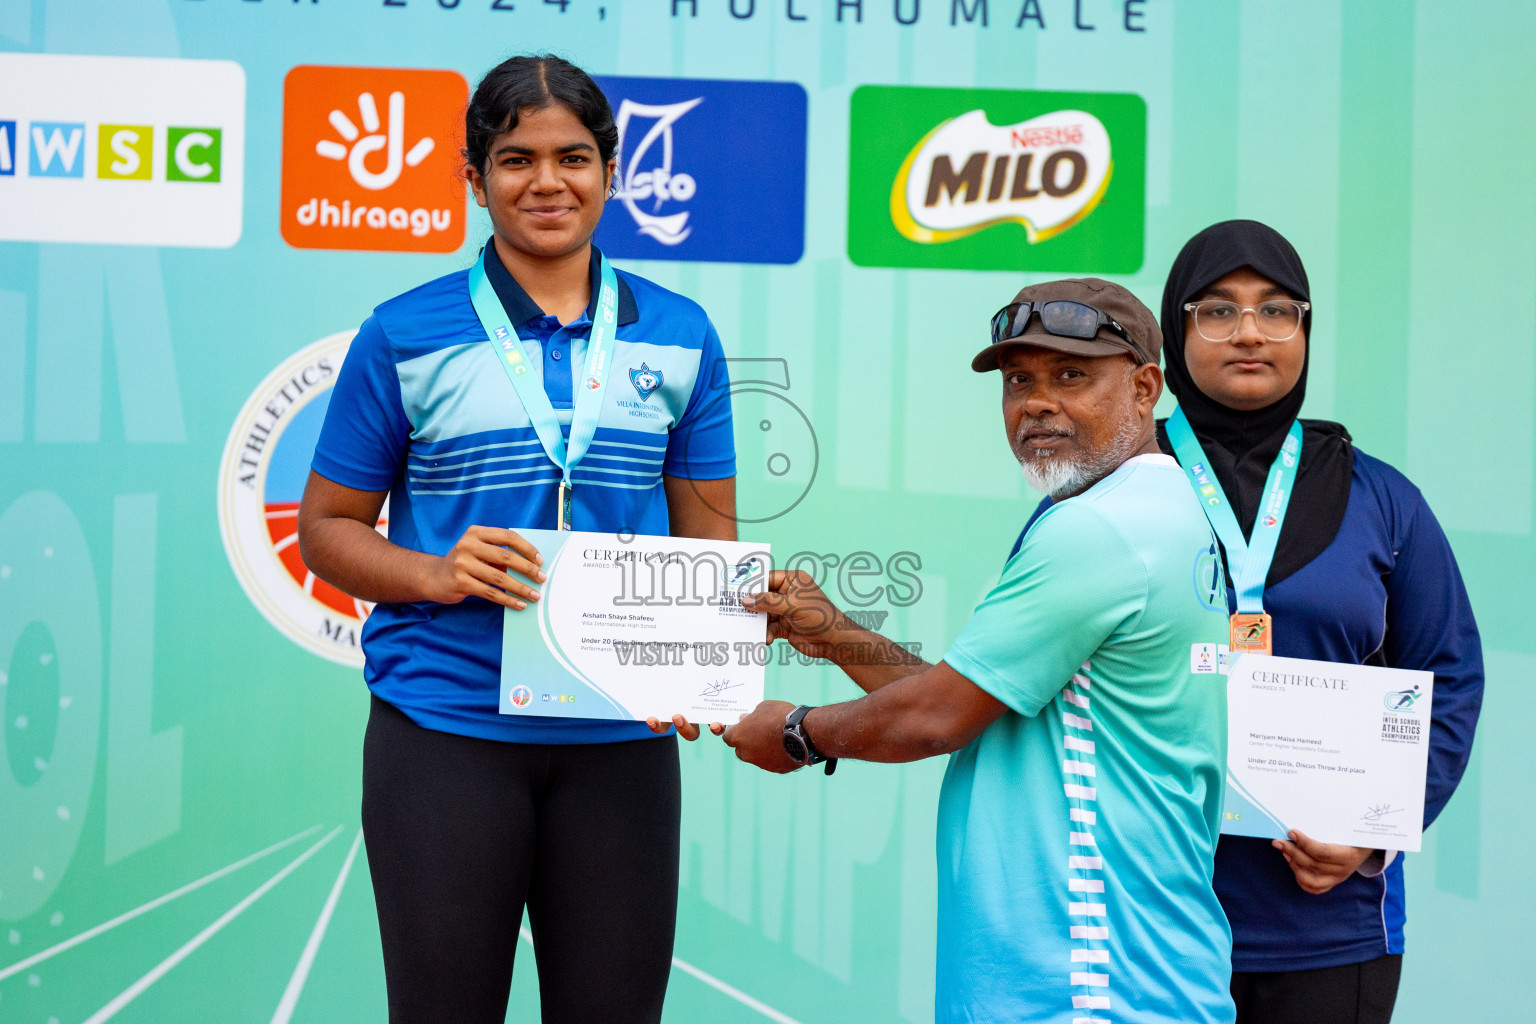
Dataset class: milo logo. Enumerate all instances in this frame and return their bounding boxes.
[848,86,1145,273]
[892,109,1111,245]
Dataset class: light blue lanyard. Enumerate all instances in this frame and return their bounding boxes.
[467,244,619,530]
[1166,407,1303,614]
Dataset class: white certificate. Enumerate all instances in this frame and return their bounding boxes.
[499,530,770,722]
[1223,654,1433,851]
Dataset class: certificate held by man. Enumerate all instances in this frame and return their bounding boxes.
[1223,654,1434,851]
[499,530,770,722]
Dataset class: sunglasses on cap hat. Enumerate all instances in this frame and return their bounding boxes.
[989,300,1147,362]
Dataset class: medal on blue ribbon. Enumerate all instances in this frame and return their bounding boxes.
[1167,407,1303,655]
[467,244,620,531]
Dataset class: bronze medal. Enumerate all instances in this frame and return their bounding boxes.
[1229,612,1272,656]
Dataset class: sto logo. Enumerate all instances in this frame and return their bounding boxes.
[613,97,701,246]
[594,76,806,265]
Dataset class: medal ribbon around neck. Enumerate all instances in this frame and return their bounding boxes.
[1167,407,1303,614]
[468,244,620,530]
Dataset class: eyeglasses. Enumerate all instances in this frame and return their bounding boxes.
[1183,299,1310,342]
[989,300,1146,362]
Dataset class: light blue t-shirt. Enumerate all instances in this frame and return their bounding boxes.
[938,454,1235,1024]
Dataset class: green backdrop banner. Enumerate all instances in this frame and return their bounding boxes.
[1,2,1529,1022]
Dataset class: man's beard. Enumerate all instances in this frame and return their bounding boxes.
[1012,411,1144,499]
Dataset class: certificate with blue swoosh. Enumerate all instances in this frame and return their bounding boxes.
[1222,654,1433,851]
[499,530,770,722]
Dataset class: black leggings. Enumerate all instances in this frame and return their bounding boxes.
[1232,955,1403,1024]
[361,696,682,1024]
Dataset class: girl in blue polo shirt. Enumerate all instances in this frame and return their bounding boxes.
[1156,221,1483,1023]
[297,55,736,1024]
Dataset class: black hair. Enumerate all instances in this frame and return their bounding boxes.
[462,54,618,175]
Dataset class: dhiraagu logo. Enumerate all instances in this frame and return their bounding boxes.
[848,86,1145,272]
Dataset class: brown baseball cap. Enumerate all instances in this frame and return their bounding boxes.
[970,277,1162,371]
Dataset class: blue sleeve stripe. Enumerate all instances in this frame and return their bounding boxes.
[581,452,665,466]
[574,479,661,492]
[311,452,397,493]
[408,437,544,462]
[574,468,658,482]
[409,452,549,474]
[662,454,736,476]
[589,439,667,454]
[409,463,557,487]
[410,475,562,496]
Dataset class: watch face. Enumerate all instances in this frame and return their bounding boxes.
[782,733,808,763]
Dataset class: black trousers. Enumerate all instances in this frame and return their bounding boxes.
[361,696,682,1024]
[1232,955,1403,1024]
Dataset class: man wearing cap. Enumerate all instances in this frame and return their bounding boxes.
[724,279,1236,1024]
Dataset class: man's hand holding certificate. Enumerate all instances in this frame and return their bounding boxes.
[498,530,770,724]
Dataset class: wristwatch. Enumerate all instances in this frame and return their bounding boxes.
[782,705,837,776]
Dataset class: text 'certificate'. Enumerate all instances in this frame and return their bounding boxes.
[1224,654,1433,851]
[499,530,770,722]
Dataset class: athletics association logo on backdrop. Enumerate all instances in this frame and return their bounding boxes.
[592,76,806,264]
[281,65,468,253]
[0,52,244,247]
[218,334,385,666]
[847,86,1145,272]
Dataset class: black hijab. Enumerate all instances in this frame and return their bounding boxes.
[1157,219,1354,588]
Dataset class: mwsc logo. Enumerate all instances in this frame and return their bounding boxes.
[848,86,1144,273]
[0,53,244,247]
[6,121,220,182]
[218,333,386,666]
[281,65,468,253]
[593,76,806,265]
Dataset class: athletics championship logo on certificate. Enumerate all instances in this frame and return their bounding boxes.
[218,332,386,666]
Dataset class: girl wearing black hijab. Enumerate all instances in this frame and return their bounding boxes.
[1158,220,1484,1023]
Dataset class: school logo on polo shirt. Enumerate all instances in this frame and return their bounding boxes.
[847,86,1145,273]
[592,75,807,264]
[630,362,664,401]
[0,52,244,246]
[280,65,468,253]
[218,332,384,666]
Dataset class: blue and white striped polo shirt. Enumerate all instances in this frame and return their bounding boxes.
[312,242,735,743]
